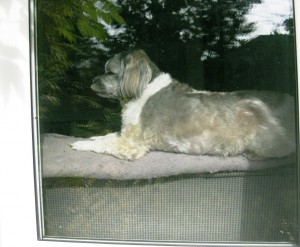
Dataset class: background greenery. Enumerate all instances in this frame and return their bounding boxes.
[36,0,295,137]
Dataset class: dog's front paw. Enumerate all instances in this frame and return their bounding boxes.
[71,140,101,153]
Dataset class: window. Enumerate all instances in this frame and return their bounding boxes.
[34,0,298,244]
[0,0,299,246]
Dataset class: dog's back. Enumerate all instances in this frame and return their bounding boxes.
[140,83,295,159]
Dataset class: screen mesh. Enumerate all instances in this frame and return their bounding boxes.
[43,165,297,243]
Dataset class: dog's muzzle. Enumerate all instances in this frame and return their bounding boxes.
[91,78,106,97]
[91,83,99,92]
[91,75,104,92]
[90,74,120,100]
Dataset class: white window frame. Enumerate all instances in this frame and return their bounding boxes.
[0,0,299,246]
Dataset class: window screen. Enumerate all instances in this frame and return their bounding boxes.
[32,0,298,244]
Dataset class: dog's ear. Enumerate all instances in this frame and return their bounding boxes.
[120,50,153,98]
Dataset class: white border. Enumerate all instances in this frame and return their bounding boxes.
[0,0,298,246]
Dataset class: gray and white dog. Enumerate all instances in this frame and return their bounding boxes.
[72,50,295,160]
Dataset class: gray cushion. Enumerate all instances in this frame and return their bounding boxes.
[41,133,295,180]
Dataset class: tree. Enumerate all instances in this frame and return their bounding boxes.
[107,0,257,88]
[283,17,294,35]
[36,0,124,135]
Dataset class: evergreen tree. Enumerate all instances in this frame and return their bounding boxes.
[37,0,124,135]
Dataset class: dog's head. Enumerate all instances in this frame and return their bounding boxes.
[91,50,160,100]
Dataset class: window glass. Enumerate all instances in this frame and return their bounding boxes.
[34,0,298,244]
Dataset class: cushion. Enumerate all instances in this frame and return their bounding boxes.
[41,133,295,180]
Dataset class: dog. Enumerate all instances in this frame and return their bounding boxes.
[72,50,295,161]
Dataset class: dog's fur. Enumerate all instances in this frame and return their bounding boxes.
[72,50,295,160]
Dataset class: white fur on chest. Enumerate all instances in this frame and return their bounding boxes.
[122,73,172,127]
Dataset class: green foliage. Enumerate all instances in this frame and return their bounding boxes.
[37,0,124,134]
[113,0,256,56]
[107,0,257,88]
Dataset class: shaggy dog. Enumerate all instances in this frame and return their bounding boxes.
[72,50,295,161]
